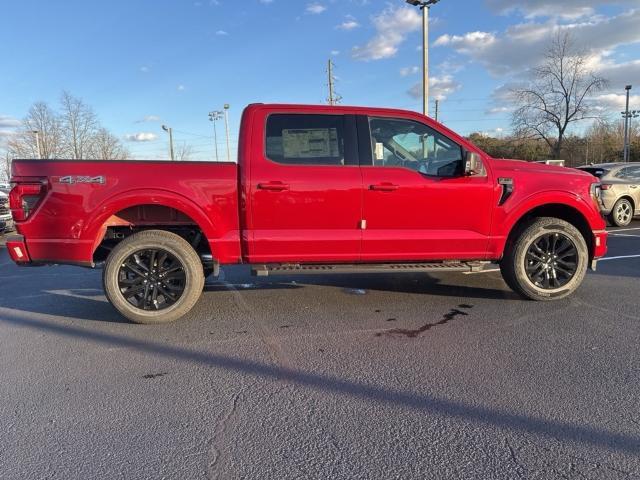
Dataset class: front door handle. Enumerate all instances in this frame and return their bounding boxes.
[258,182,290,191]
[370,183,399,192]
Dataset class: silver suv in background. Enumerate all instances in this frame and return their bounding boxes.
[577,163,640,227]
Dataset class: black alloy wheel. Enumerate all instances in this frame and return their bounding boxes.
[118,248,187,311]
[524,232,578,290]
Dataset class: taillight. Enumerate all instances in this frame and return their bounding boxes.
[9,183,45,221]
[600,184,612,190]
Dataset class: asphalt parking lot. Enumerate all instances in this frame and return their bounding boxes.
[1,223,639,479]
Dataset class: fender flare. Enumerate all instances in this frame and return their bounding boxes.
[501,190,593,235]
[84,188,218,253]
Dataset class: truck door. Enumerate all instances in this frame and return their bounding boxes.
[358,115,493,261]
[246,111,362,263]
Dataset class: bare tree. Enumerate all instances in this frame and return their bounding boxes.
[89,127,130,160]
[512,32,608,158]
[7,102,63,159]
[1,149,11,181]
[59,91,99,159]
[174,142,194,161]
[6,92,129,162]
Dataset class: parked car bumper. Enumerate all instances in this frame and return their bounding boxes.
[0,214,13,233]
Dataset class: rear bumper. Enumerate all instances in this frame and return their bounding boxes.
[5,234,31,263]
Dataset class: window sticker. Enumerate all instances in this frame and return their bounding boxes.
[282,128,339,158]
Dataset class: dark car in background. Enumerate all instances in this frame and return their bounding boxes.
[577,163,640,227]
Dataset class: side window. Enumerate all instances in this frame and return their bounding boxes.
[615,167,632,179]
[266,114,347,166]
[628,166,640,181]
[368,117,463,177]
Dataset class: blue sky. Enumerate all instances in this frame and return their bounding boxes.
[1,0,639,160]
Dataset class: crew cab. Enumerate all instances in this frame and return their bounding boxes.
[7,104,607,324]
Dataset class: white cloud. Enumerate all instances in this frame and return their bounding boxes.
[215,30,228,36]
[352,6,421,61]
[408,75,461,101]
[140,66,150,73]
[486,0,634,20]
[177,84,186,91]
[336,16,359,30]
[125,132,158,142]
[486,106,512,114]
[435,9,640,76]
[434,31,497,54]
[259,0,274,3]
[0,115,20,129]
[595,93,640,111]
[136,115,161,123]
[400,66,420,77]
[306,3,326,14]
[331,50,340,56]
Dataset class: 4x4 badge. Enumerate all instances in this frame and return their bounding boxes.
[58,176,105,185]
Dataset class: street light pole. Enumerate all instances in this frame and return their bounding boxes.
[32,130,41,159]
[162,125,175,161]
[208,111,223,162]
[406,0,440,117]
[223,104,231,162]
[422,4,429,116]
[623,85,632,163]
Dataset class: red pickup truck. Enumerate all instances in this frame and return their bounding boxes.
[7,104,607,324]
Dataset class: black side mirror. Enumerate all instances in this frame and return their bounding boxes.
[465,151,485,176]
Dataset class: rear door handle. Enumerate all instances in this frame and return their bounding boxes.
[369,183,399,192]
[257,182,290,191]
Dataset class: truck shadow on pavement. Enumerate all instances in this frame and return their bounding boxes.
[1,309,639,457]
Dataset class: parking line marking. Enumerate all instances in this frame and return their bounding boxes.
[599,254,640,262]
[609,233,640,238]
[608,227,640,232]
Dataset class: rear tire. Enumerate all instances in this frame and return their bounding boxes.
[500,217,588,301]
[608,198,633,227]
[103,230,204,324]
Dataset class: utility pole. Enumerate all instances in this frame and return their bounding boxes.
[162,125,175,161]
[623,85,632,163]
[406,0,440,117]
[208,110,223,162]
[434,99,439,122]
[223,104,231,162]
[327,59,342,106]
[32,130,41,159]
[621,85,639,163]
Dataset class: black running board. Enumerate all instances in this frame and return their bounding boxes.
[252,261,493,277]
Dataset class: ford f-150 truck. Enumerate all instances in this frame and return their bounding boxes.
[7,104,607,324]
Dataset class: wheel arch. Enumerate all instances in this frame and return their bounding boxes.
[503,203,595,260]
[85,189,220,262]
[615,195,635,211]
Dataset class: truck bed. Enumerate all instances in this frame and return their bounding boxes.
[11,160,241,265]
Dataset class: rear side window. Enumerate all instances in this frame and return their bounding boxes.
[266,114,347,166]
[615,166,640,180]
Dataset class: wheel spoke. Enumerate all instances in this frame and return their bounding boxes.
[524,232,577,290]
[118,248,187,311]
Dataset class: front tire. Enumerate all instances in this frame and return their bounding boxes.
[608,198,633,227]
[500,217,588,301]
[103,230,205,324]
